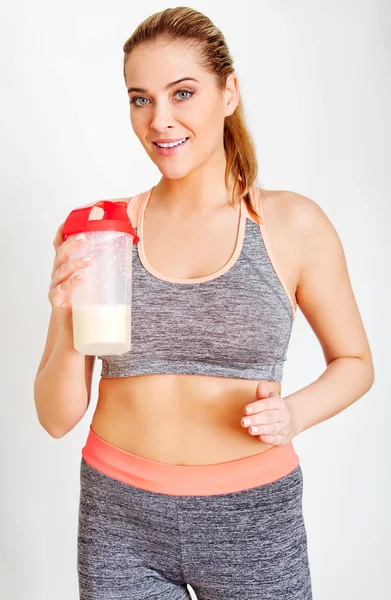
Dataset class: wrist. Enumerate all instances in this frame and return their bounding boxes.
[284,395,304,438]
[56,324,78,353]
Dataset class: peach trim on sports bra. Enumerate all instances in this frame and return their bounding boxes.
[127,185,296,317]
[136,185,247,284]
[82,425,300,496]
[252,187,297,319]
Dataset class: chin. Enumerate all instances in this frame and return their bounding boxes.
[156,164,193,180]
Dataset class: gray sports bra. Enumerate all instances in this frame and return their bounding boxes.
[98,185,296,381]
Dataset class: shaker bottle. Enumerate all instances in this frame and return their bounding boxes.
[62,200,139,356]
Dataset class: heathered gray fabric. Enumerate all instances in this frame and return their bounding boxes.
[78,458,312,599]
[98,193,294,381]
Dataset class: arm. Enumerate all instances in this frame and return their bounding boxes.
[34,305,95,439]
[283,193,375,437]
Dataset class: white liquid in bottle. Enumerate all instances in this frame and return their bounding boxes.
[73,304,130,355]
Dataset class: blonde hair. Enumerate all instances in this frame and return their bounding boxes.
[123,6,262,223]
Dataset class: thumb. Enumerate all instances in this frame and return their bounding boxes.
[255,381,271,399]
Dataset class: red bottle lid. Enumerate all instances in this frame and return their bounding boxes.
[63,200,139,244]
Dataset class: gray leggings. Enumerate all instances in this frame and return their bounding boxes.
[77,457,312,599]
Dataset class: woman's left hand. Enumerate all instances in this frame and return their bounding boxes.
[241,382,297,446]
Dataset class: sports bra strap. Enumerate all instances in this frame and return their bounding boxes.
[249,185,264,226]
[127,192,146,229]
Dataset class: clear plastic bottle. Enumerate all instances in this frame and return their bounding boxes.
[63,200,139,355]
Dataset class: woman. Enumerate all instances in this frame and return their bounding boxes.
[34,7,374,600]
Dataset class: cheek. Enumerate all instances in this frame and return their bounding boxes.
[193,112,225,151]
[193,102,225,135]
[129,111,145,135]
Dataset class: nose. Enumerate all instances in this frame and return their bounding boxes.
[150,101,175,133]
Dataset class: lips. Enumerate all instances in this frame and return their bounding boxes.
[153,137,189,156]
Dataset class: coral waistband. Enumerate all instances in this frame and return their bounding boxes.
[81,425,300,496]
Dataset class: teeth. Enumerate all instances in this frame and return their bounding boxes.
[156,138,187,148]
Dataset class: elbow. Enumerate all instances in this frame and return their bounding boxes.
[36,415,67,439]
[367,366,375,391]
[362,356,375,392]
[47,428,66,439]
[35,408,81,439]
[34,388,87,439]
[46,423,68,439]
[41,421,78,439]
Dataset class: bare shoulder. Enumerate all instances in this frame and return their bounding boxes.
[254,189,325,301]
[259,188,332,234]
[259,189,341,266]
[256,189,349,316]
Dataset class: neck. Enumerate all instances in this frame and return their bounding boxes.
[152,159,242,216]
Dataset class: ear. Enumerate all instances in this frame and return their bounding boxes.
[224,73,240,117]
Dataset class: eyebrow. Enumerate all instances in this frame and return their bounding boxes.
[127,77,199,95]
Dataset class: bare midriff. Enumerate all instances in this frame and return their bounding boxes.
[91,375,283,465]
[90,188,299,466]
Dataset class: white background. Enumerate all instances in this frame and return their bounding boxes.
[1,1,390,598]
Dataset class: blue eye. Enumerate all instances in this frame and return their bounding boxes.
[129,89,194,107]
[175,90,192,101]
[129,97,148,107]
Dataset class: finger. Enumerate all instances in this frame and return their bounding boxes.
[259,433,288,446]
[254,409,284,425]
[48,273,83,308]
[51,257,91,290]
[241,409,282,428]
[254,380,271,400]
[54,233,87,269]
[50,257,91,289]
[245,395,283,415]
[247,421,281,436]
[253,422,281,435]
[54,235,102,279]
[53,222,65,250]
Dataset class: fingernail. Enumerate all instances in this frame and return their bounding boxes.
[250,426,259,434]
[82,256,91,262]
[242,417,251,427]
[75,233,85,240]
[245,406,253,414]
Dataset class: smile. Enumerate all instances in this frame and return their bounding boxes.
[153,137,189,156]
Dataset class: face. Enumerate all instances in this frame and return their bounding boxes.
[124,40,239,179]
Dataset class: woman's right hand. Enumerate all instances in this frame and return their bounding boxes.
[48,223,92,331]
